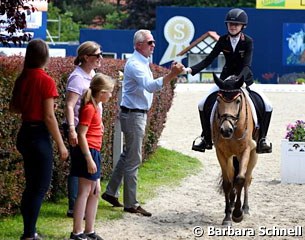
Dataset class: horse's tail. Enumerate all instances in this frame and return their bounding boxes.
[217,157,239,194]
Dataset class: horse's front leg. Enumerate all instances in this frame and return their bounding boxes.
[232,176,245,223]
[242,183,249,214]
[222,179,233,226]
[243,148,257,215]
[232,148,251,222]
[230,188,236,208]
[216,151,235,226]
[236,147,251,179]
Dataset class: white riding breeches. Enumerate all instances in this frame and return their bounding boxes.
[198,83,273,112]
[248,83,273,112]
[198,85,219,111]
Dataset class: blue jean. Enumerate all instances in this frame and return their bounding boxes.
[17,122,53,238]
[105,111,147,208]
[67,171,78,211]
[67,146,78,211]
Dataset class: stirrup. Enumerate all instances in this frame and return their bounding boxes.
[256,138,272,154]
[192,136,205,152]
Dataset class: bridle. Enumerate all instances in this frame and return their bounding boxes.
[216,89,249,140]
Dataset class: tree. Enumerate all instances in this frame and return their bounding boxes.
[52,0,116,27]
[119,0,173,30]
[119,0,256,30]
[0,0,49,46]
[103,10,128,30]
[52,0,94,10]
[47,3,82,42]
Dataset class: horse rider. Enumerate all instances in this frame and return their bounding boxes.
[183,8,273,154]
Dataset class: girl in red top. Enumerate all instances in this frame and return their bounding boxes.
[69,73,115,240]
[10,39,68,240]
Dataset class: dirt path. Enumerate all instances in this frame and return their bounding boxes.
[97,84,305,240]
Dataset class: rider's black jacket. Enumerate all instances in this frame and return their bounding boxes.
[190,33,254,86]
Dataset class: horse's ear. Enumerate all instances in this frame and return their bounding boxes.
[235,75,244,89]
[213,72,224,89]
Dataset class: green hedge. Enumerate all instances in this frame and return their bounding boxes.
[0,56,175,215]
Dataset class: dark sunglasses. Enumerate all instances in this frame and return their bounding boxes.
[146,40,156,45]
[140,40,156,46]
[88,52,103,58]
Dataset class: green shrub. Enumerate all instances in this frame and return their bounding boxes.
[295,78,305,84]
[0,56,174,215]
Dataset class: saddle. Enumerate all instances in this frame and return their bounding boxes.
[206,87,260,129]
[246,88,265,124]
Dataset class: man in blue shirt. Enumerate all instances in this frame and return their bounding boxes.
[102,29,184,216]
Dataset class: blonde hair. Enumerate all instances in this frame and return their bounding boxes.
[74,41,101,65]
[81,73,115,109]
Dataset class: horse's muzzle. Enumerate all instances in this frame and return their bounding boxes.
[220,121,234,139]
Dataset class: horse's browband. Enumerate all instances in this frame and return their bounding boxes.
[218,89,241,103]
[218,88,241,93]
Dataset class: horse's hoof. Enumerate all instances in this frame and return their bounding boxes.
[222,220,232,226]
[232,210,243,223]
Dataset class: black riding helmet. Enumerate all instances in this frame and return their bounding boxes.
[225,8,248,36]
[225,8,248,25]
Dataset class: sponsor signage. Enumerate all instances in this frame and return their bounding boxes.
[256,0,305,9]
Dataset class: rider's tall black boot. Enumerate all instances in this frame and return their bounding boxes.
[192,109,213,152]
[256,111,272,154]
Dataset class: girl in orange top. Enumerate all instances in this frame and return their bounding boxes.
[69,73,115,240]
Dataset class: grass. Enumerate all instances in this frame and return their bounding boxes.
[0,147,202,240]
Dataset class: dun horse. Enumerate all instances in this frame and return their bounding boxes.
[212,73,258,226]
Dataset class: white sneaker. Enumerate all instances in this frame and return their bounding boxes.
[70,232,87,240]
